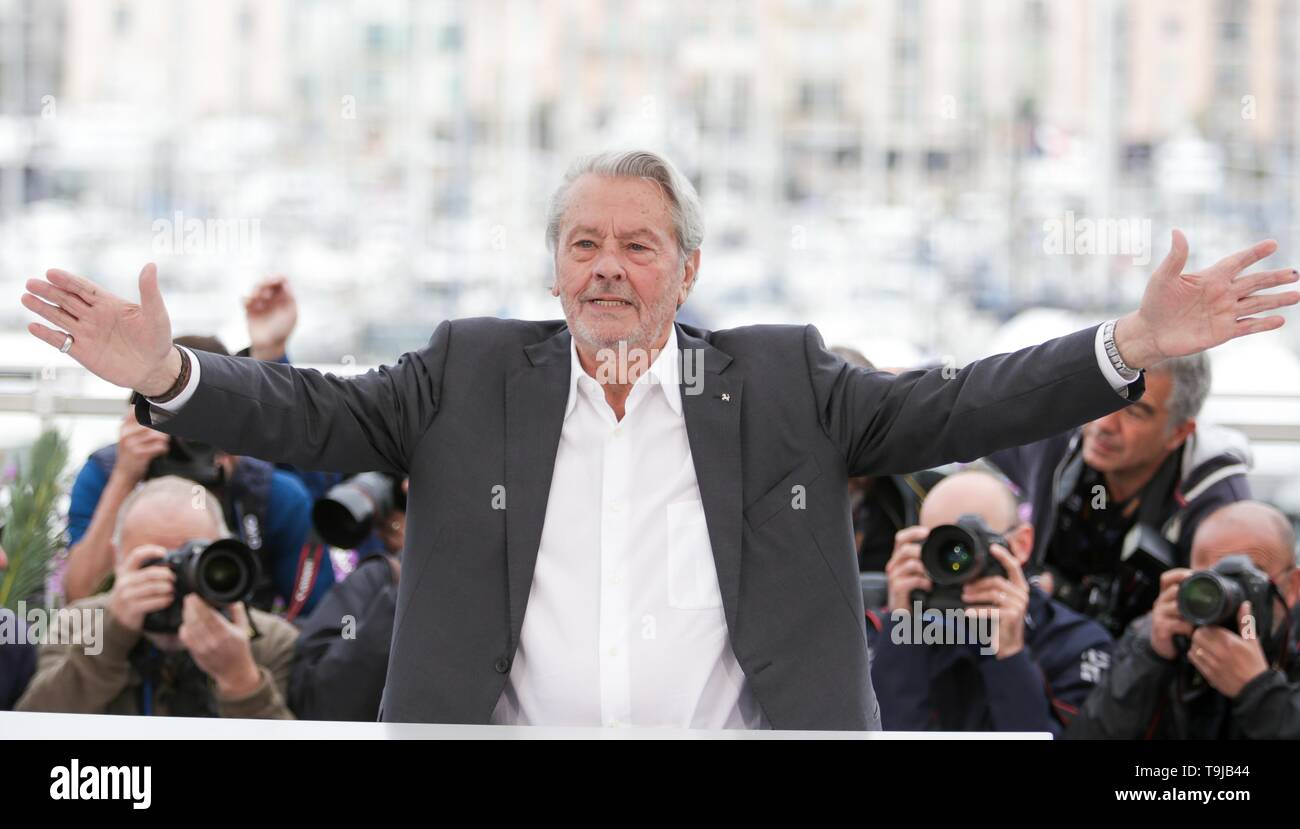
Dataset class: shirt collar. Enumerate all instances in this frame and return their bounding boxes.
[564,325,683,420]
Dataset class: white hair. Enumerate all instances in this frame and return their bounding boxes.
[545,149,705,264]
[1150,352,1211,428]
[112,475,229,552]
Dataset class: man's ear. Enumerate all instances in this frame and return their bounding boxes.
[1007,523,1034,568]
[1164,417,1196,452]
[678,249,701,308]
[1282,567,1300,611]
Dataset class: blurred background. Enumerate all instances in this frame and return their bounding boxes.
[2,0,1300,505]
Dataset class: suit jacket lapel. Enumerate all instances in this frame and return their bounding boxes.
[504,327,571,650]
[676,324,743,633]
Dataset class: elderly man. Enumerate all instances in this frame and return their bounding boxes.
[16,476,297,718]
[19,149,1299,729]
[1067,501,1300,739]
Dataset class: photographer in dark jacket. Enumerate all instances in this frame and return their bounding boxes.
[867,469,1114,735]
[1068,501,1300,739]
[988,353,1250,636]
[290,478,407,721]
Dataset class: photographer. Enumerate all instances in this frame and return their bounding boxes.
[17,476,297,718]
[62,331,336,616]
[290,479,407,721]
[987,353,1250,636]
[1068,501,1300,739]
[867,470,1114,734]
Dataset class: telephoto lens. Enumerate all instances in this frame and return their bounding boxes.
[312,471,402,549]
[142,538,260,633]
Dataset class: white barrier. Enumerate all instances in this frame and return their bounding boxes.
[0,710,1050,739]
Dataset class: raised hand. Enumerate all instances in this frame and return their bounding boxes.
[1115,230,1300,369]
[244,274,298,361]
[22,263,181,396]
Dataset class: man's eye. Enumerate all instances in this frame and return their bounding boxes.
[575,240,595,249]
[629,243,648,252]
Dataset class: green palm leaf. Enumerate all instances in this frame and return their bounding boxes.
[0,429,70,611]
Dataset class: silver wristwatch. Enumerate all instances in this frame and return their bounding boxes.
[1102,319,1140,382]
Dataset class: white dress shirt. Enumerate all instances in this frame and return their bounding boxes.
[488,327,767,728]
[146,322,1138,728]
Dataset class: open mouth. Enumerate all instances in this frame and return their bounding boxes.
[586,298,634,309]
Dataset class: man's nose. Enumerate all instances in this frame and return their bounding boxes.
[592,247,627,281]
[1091,411,1122,433]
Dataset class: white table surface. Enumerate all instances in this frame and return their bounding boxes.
[0,711,1050,739]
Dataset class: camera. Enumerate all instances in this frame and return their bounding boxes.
[1178,554,1276,632]
[1050,524,1177,639]
[146,436,225,489]
[914,514,1008,611]
[311,472,406,549]
[142,538,260,633]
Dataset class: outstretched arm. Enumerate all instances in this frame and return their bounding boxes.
[22,264,447,476]
[811,233,1296,476]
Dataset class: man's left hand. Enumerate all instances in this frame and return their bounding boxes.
[1187,601,1270,699]
[961,543,1030,660]
[1114,230,1298,369]
[178,594,262,698]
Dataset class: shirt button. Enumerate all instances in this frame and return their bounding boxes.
[611,575,623,585]
[608,502,622,513]
[494,657,511,673]
[608,646,619,657]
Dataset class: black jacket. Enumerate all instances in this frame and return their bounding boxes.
[289,554,398,722]
[865,587,1114,736]
[1066,612,1300,739]
[0,639,36,710]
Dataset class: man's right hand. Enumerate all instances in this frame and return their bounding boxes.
[22,263,180,396]
[1149,568,1195,661]
[107,545,177,633]
[885,525,932,612]
[113,411,172,485]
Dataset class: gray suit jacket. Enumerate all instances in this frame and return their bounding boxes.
[132,318,1143,729]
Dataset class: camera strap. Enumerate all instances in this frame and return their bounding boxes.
[1264,581,1292,670]
[285,533,325,623]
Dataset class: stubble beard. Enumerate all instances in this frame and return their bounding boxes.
[564,283,680,358]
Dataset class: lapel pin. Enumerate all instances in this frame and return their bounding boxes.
[721,393,731,402]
